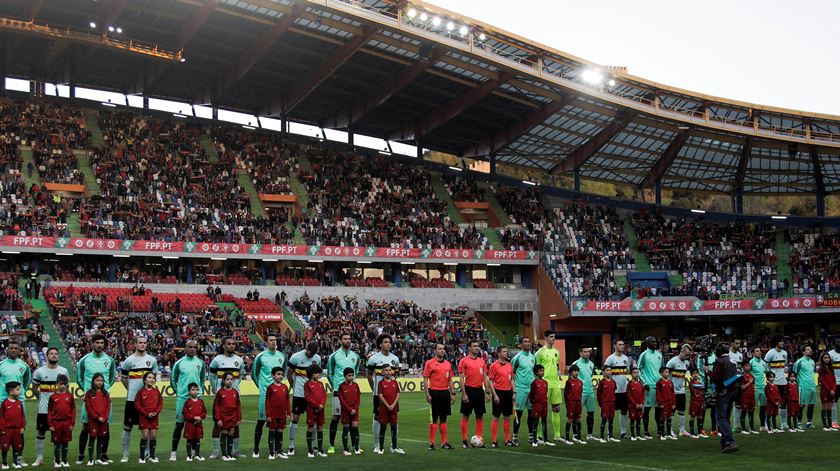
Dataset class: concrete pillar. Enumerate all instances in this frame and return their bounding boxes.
[654,180,662,205]
[185,259,194,284]
[392,263,402,287]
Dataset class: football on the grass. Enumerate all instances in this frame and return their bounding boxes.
[470,435,484,447]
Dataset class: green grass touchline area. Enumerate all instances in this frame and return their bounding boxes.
[74,150,101,195]
[19,147,41,187]
[775,230,793,296]
[623,218,651,272]
[27,298,76,376]
[200,134,220,164]
[236,170,266,218]
[8,394,834,470]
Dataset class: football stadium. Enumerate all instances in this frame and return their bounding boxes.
[0,0,838,469]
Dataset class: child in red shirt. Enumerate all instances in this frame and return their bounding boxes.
[47,374,76,467]
[1,382,25,468]
[563,364,583,444]
[764,372,782,432]
[597,366,618,443]
[135,372,163,463]
[337,368,361,455]
[304,364,327,458]
[181,383,206,462]
[785,373,800,431]
[655,367,676,440]
[213,373,241,461]
[817,352,836,431]
[84,373,111,466]
[265,367,290,460]
[738,362,757,434]
[688,369,706,438]
[377,365,402,454]
[627,367,645,441]
[527,365,548,447]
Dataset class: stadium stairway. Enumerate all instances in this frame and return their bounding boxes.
[776,231,793,296]
[217,302,264,345]
[235,169,266,218]
[283,305,305,333]
[25,298,77,376]
[83,109,105,148]
[478,312,519,346]
[66,213,83,237]
[19,146,40,187]
[623,218,651,272]
[199,134,220,163]
[431,175,503,248]
[479,182,513,226]
[296,150,314,174]
[73,150,101,195]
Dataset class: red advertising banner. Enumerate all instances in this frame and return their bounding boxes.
[244,313,285,321]
[573,296,821,313]
[0,236,536,262]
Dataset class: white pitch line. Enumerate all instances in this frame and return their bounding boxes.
[356,433,673,471]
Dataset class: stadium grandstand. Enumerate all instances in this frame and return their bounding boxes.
[0,0,838,467]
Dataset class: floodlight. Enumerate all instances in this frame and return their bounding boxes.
[407,8,417,18]
[581,69,603,85]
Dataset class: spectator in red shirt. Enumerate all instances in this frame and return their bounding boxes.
[656,367,676,440]
[181,383,206,461]
[527,365,548,447]
[377,365,401,454]
[564,364,583,444]
[0,382,25,468]
[213,373,241,461]
[597,366,618,443]
[264,367,290,459]
[47,375,75,467]
[303,364,327,458]
[84,373,111,466]
[135,372,163,463]
[337,368,361,455]
[458,340,490,448]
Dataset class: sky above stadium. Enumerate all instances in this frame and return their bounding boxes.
[427,0,840,115]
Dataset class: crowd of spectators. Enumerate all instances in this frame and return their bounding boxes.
[81,111,293,245]
[441,173,485,202]
[493,185,547,251]
[632,212,782,298]
[0,101,78,237]
[299,151,488,249]
[284,294,491,373]
[214,129,299,195]
[787,227,840,294]
[543,202,634,302]
[48,286,255,370]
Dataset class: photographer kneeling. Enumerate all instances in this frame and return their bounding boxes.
[709,342,741,454]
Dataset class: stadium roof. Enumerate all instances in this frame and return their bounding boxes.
[3,0,840,194]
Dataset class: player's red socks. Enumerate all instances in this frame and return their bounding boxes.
[429,423,437,445]
[503,417,511,441]
[491,418,499,442]
[440,423,449,443]
[460,417,469,441]
[476,418,484,437]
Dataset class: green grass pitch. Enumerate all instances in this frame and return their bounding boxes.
[18,394,836,470]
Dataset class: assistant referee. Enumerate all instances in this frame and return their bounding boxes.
[423,344,455,450]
